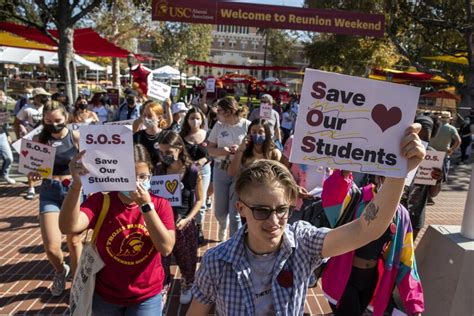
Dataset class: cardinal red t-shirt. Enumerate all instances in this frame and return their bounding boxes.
[80,191,175,305]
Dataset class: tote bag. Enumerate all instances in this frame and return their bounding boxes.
[69,194,110,316]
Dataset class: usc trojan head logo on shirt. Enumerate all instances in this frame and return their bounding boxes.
[106,224,154,265]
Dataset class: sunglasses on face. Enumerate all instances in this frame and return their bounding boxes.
[239,200,294,221]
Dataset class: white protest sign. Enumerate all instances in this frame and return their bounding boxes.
[79,125,136,195]
[104,119,134,126]
[67,122,92,131]
[11,125,43,154]
[290,69,419,178]
[18,139,56,179]
[148,81,171,101]
[206,78,216,93]
[404,140,429,186]
[150,174,182,206]
[0,111,10,124]
[413,150,445,185]
[259,103,273,120]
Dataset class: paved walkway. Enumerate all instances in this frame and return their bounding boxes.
[0,155,472,315]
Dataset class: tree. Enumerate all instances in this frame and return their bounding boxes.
[0,0,103,103]
[91,0,159,88]
[152,23,212,77]
[386,0,473,108]
[303,0,402,76]
[257,29,297,78]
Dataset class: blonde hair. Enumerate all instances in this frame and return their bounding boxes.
[143,101,167,129]
[235,159,298,204]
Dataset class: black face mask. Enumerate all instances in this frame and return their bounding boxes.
[44,123,65,134]
[78,103,88,110]
[127,97,135,105]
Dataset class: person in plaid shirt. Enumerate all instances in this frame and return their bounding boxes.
[188,124,425,315]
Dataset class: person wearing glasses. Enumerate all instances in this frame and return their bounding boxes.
[59,144,176,314]
[187,124,425,315]
[154,130,204,305]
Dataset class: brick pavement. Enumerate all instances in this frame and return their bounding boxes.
[0,159,471,315]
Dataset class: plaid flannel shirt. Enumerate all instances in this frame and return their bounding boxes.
[192,221,330,315]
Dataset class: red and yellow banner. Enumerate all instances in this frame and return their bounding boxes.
[152,0,384,37]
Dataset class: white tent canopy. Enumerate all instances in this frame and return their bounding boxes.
[152,65,180,75]
[0,46,105,71]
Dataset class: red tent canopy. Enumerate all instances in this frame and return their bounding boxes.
[0,22,140,59]
[371,68,433,81]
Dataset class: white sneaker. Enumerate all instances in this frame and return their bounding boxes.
[218,227,227,242]
[25,188,35,200]
[51,263,70,297]
[179,287,193,305]
[3,176,16,184]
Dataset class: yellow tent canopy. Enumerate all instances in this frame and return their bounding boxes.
[423,53,468,65]
[0,31,56,51]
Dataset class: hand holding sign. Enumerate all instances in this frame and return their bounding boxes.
[80,125,136,195]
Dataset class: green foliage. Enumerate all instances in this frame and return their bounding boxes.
[152,23,212,70]
[303,0,401,75]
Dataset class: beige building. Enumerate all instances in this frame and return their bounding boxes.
[189,25,307,79]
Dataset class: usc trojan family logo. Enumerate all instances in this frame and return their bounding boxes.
[106,224,154,265]
[154,0,192,18]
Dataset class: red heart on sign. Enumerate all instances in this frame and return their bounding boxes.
[21,150,29,157]
[371,104,402,132]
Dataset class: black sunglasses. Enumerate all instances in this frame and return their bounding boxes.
[239,200,294,221]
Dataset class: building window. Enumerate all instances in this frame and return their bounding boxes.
[252,41,258,49]
[241,41,247,49]
[229,40,236,48]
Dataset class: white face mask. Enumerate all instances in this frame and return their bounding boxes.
[189,118,201,128]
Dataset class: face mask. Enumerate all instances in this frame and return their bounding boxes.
[25,93,32,99]
[189,118,201,128]
[161,154,176,165]
[44,123,66,134]
[127,97,135,105]
[78,103,88,110]
[141,179,151,191]
[40,96,49,104]
[252,134,266,145]
[143,117,158,128]
[178,112,186,121]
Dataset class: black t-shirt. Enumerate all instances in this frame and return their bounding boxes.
[133,130,162,165]
[184,140,208,162]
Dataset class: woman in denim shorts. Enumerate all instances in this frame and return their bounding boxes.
[29,101,81,297]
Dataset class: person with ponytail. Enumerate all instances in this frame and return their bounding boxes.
[29,101,81,297]
[207,96,250,240]
[133,101,168,165]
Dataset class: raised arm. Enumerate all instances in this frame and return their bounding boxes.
[321,124,425,258]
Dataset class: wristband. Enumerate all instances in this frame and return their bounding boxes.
[140,202,155,214]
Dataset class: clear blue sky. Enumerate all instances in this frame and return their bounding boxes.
[234,0,305,7]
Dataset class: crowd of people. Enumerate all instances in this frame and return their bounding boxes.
[0,82,472,315]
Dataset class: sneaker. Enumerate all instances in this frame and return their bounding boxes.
[25,188,35,200]
[427,196,435,206]
[206,197,212,209]
[3,176,16,184]
[51,263,70,297]
[179,286,193,305]
[218,227,226,242]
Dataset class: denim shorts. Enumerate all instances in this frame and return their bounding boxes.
[92,292,163,316]
[39,179,70,214]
